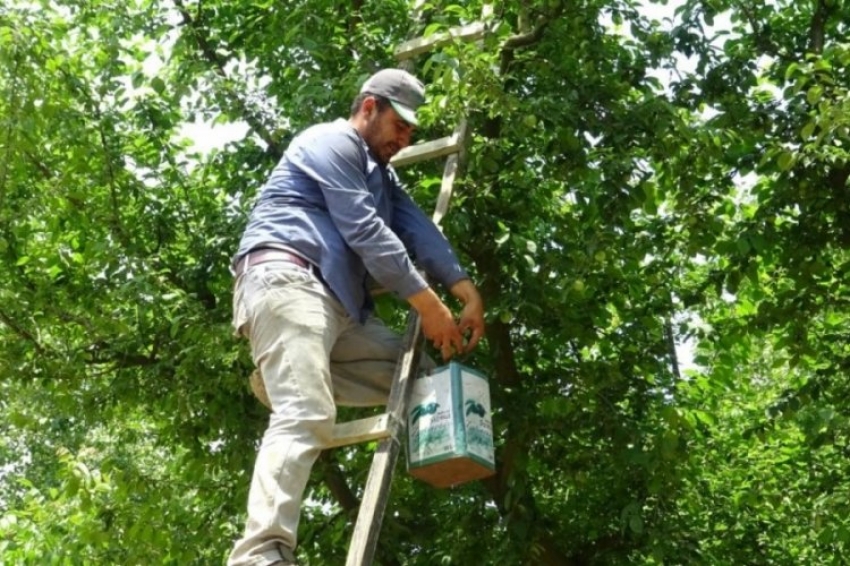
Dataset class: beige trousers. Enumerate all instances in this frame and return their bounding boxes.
[228,260,408,566]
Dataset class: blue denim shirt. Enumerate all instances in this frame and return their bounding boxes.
[234,119,468,323]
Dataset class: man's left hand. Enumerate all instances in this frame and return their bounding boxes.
[450,279,485,353]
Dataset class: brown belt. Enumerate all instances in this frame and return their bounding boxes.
[234,248,312,276]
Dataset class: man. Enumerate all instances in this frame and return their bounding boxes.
[228,68,485,566]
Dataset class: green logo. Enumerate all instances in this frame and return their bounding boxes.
[465,399,486,418]
[410,402,440,424]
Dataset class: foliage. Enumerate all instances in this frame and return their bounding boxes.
[2,0,849,564]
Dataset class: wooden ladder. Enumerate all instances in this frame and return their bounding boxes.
[333,3,494,565]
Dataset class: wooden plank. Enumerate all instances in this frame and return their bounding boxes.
[390,134,460,168]
[345,311,424,566]
[328,414,391,449]
[395,22,486,61]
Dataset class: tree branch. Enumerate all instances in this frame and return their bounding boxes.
[85,348,158,368]
[665,318,681,380]
[317,451,359,515]
[95,111,128,246]
[503,14,553,51]
[0,45,22,204]
[0,309,45,354]
[173,0,283,158]
[468,169,565,566]
[23,148,52,179]
[809,0,834,54]
[730,0,794,61]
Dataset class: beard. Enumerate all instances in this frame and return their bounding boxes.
[362,113,396,165]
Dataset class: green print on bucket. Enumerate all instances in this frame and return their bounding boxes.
[410,402,440,424]
[465,399,486,418]
[467,427,491,450]
[410,425,449,452]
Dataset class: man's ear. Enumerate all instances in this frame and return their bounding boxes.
[361,95,377,117]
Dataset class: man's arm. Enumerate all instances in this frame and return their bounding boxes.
[389,185,468,287]
[295,128,428,299]
[390,176,486,357]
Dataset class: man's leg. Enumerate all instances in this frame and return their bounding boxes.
[229,262,347,566]
[330,315,435,407]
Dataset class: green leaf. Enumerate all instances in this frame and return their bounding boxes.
[777,151,795,171]
[806,85,823,105]
[151,76,166,94]
[784,62,800,81]
[423,22,442,37]
[692,409,716,426]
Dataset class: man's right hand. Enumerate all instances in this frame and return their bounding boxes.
[407,287,466,360]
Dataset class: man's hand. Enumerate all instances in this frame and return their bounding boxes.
[449,279,485,353]
[408,288,465,360]
[408,280,485,360]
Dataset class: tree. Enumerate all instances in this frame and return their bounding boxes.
[2,0,849,564]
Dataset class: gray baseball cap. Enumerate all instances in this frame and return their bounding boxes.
[360,69,425,126]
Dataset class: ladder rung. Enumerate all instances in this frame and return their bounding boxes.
[395,22,487,60]
[390,134,461,168]
[327,414,391,449]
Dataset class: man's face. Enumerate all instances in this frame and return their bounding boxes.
[362,100,415,165]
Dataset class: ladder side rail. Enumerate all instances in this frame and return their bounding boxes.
[345,311,425,566]
[431,118,467,226]
[430,2,492,224]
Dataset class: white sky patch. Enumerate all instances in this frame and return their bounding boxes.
[179,120,250,153]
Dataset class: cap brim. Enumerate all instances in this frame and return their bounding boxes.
[390,100,418,126]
